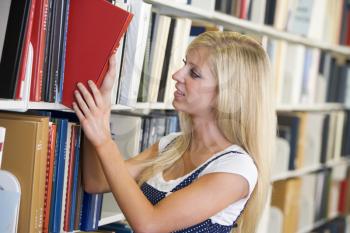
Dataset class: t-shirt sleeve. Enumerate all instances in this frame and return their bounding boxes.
[200,152,258,196]
[158,132,182,153]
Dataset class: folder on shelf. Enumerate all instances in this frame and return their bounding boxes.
[0,170,21,233]
[62,0,133,108]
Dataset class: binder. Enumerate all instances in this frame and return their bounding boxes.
[0,170,21,233]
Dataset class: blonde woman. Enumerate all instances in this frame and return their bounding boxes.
[74,31,276,233]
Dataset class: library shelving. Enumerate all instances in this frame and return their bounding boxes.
[1,0,350,233]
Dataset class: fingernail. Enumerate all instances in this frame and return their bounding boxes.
[88,80,93,85]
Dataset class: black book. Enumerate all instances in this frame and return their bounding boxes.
[0,0,32,99]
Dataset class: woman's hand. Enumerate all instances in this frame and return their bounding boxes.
[73,54,117,149]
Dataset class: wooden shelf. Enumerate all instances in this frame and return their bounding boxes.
[0,100,347,113]
[271,158,350,182]
[276,103,348,112]
[99,212,125,226]
[145,0,350,56]
[134,102,174,110]
[27,102,132,112]
[0,99,27,112]
[28,101,73,111]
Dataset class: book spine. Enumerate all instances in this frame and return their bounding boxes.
[63,125,76,231]
[57,0,70,103]
[43,123,56,233]
[69,126,81,231]
[16,0,37,100]
[30,0,44,101]
[36,0,49,101]
[49,118,68,233]
[0,127,6,169]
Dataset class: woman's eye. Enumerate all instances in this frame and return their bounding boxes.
[190,69,200,79]
[182,59,187,65]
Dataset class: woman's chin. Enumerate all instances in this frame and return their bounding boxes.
[172,100,182,112]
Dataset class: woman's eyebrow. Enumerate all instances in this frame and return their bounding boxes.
[187,60,202,74]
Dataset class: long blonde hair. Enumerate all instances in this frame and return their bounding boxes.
[138,31,276,233]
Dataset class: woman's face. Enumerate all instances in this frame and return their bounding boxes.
[172,47,218,117]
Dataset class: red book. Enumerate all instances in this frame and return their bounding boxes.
[62,0,133,108]
[338,179,348,214]
[42,123,57,233]
[30,0,49,101]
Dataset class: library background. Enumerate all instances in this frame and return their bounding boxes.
[0,0,349,232]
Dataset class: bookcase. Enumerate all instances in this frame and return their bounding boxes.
[0,0,350,232]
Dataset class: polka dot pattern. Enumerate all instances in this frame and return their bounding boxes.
[140,151,244,233]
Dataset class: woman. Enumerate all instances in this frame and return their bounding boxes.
[73,31,276,233]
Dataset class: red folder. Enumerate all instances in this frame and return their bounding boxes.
[62,0,133,108]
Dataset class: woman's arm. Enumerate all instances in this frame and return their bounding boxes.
[93,138,249,233]
[79,54,159,194]
[82,137,159,194]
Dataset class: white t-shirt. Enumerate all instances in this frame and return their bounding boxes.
[146,132,258,226]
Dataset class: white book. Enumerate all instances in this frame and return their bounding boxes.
[328,181,340,218]
[273,0,291,30]
[299,48,320,104]
[281,43,305,104]
[0,127,5,168]
[272,137,290,177]
[345,66,350,108]
[273,40,287,105]
[333,111,345,161]
[101,192,122,222]
[22,42,34,101]
[298,174,316,230]
[148,14,172,103]
[110,1,128,105]
[110,114,142,159]
[190,0,215,11]
[164,18,192,105]
[118,0,152,106]
[286,0,314,36]
[308,0,327,40]
[250,0,266,24]
[303,113,324,167]
[60,122,74,232]
[267,207,284,233]
[326,112,338,162]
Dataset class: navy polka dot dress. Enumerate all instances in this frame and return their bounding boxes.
[141,151,243,233]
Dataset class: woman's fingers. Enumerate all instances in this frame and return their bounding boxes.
[72,101,86,121]
[74,89,92,118]
[88,80,104,108]
[77,82,97,111]
[100,53,117,96]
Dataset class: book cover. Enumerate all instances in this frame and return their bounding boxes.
[0,127,5,169]
[62,0,133,108]
[0,113,49,233]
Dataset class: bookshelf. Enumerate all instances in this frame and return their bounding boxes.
[0,0,350,232]
[271,157,350,182]
[145,0,350,56]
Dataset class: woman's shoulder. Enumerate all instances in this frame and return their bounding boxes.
[158,132,183,152]
[202,145,258,195]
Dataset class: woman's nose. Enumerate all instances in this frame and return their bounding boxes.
[172,67,185,82]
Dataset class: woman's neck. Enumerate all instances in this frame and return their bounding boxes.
[189,115,231,154]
